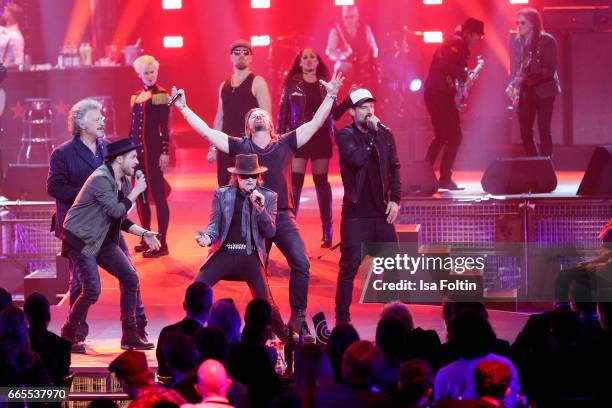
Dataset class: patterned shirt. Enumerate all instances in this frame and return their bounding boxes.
[129,384,186,408]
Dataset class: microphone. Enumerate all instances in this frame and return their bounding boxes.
[377,122,390,132]
[167,91,183,107]
[248,189,264,207]
[135,170,147,204]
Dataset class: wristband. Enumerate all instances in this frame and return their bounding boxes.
[141,230,148,238]
[326,94,337,100]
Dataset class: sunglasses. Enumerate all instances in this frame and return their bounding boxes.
[238,174,259,180]
[232,49,251,56]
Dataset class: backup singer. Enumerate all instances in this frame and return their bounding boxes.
[278,48,335,248]
[130,55,171,257]
[195,154,287,338]
[508,8,560,158]
[209,39,271,187]
[424,18,484,191]
[171,71,343,338]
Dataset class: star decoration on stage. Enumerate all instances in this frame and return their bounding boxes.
[53,99,67,117]
[10,101,24,119]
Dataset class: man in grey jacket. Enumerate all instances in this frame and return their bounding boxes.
[195,154,286,338]
[60,138,161,353]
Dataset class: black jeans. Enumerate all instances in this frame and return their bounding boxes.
[518,87,555,157]
[62,240,139,342]
[336,216,398,324]
[68,235,147,332]
[266,210,310,329]
[216,150,233,187]
[425,88,462,183]
[196,250,285,334]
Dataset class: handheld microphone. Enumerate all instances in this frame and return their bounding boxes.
[377,122,390,132]
[135,170,147,204]
[167,91,183,107]
[248,189,264,207]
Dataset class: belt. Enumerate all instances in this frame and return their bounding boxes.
[223,243,257,251]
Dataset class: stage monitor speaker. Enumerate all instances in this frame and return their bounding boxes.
[577,145,612,196]
[3,164,50,200]
[401,161,438,197]
[481,157,557,195]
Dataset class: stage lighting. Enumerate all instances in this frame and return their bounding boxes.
[424,31,443,43]
[509,0,528,3]
[251,0,270,8]
[163,36,183,48]
[335,0,354,5]
[409,79,423,92]
[423,0,443,4]
[251,35,271,47]
[162,0,182,9]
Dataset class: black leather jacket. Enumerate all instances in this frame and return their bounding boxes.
[277,75,335,135]
[336,123,401,205]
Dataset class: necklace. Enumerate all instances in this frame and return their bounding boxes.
[231,74,248,93]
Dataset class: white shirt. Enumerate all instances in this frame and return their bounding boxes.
[182,396,234,408]
[0,24,24,66]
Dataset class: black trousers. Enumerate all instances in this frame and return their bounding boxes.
[518,87,555,157]
[136,149,170,240]
[196,250,285,334]
[216,150,233,187]
[336,216,398,324]
[424,88,462,182]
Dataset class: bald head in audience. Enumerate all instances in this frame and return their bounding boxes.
[196,359,232,399]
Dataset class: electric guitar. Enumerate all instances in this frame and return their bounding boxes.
[506,51,533,109]
[455,56,485,110]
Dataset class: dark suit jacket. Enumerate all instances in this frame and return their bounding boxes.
[156,317,204,377]
[203,185,277,266]
[28,326,71,386]
[47,137,108,238]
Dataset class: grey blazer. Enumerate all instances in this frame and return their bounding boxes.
[510,32,561,99]
[203,185,277,266]
[63,164,133,257]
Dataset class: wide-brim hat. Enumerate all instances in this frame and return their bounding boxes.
[349,88,376,107]
[109,349,151,381]
[462,18,485,37]
[227,154,268,175]
[106,138,142,159]
[230,39,253,55]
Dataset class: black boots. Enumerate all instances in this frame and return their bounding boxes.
[314,174,333,248]
[143,235,169,258]
[121,327,154,350]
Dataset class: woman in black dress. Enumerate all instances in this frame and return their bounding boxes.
[278,48,335,247]
[130,55,171,257]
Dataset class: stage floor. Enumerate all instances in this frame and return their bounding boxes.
[47,149,585,368]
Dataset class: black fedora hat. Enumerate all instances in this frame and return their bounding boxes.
[227,154,268,175]
[462,17,485,37]
[106,138,142,160]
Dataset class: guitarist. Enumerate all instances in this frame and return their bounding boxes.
[326,5,378,89]
[424,18,484,191]
[509,8,560,158]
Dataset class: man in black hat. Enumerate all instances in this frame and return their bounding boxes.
[60,138,161,353]
[172,71,343,338]
[208,39,271,187]
[334,88,401,324]
[194,153,286,338]
[424,17,484,191]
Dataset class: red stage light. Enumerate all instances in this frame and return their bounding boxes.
[162,0,182,10]
[423,0,443,4]
[251,0,270,8]
[509,0,529,4]
[163,36,183,48]
[251,35,271,47]
[335,0,355,5]
[424,31,443,43]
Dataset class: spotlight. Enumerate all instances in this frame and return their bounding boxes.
[163,36,183,48]
[335,0,354,5]
[409,79,423,92]
[162,0,182,9]
[509,0,529,3]
[423,31,443,43]
[423,0,443,4]
[251,0,270,8]
[251,35,271,47]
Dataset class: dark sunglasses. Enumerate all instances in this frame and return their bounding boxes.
[232,49,251,56]
[238,174,259,180]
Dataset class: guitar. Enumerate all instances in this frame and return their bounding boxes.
[505,51,533,109]
[455,56,485,110]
